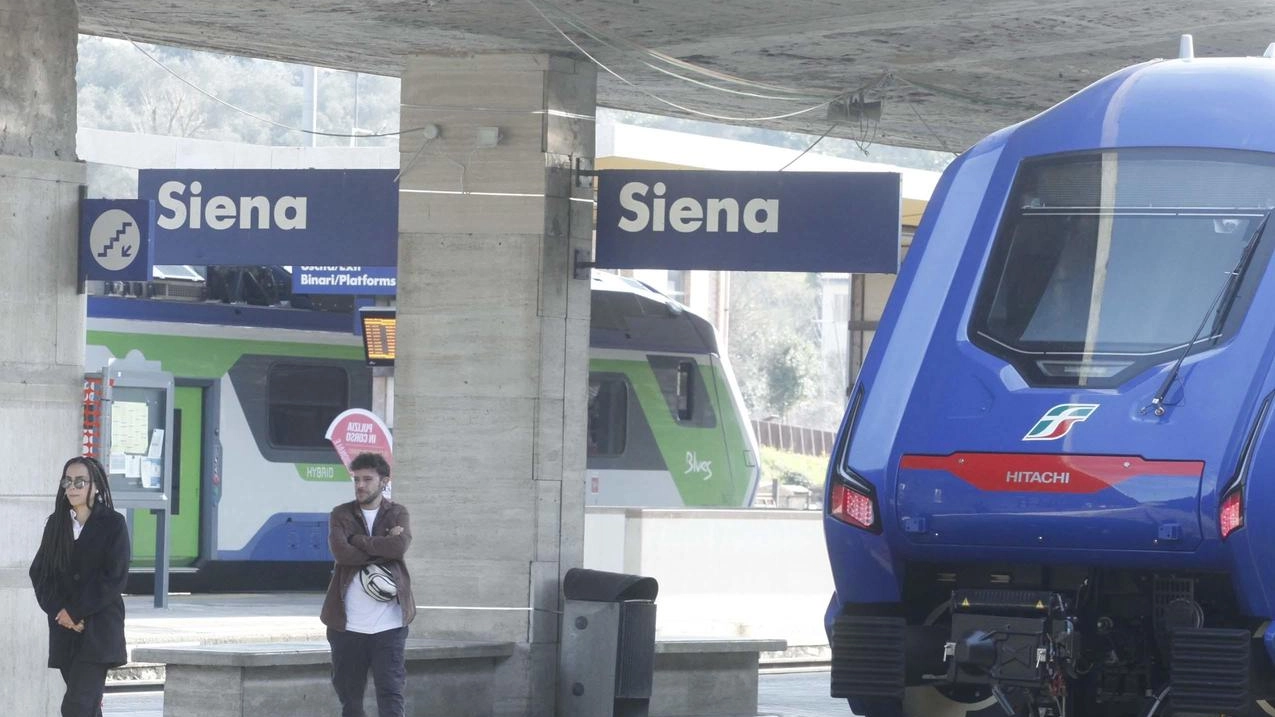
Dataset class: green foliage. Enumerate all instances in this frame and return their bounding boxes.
[727,271,821,421]
[765,339,819,418]
[759,445,829,491]
[77,36,401,146]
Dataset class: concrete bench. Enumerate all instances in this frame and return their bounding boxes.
[131,638,514,717]
[652,638,788,717]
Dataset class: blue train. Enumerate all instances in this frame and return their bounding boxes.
[825,44,1275,717]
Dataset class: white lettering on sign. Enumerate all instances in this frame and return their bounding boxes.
[156,180,308,231]
[305,465,336,480]
[617,181,778,234]
[298,272,396,288]
[344,422,377,444]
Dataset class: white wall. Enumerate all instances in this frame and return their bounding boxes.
[78,127,400,199]
[584,508,834,652]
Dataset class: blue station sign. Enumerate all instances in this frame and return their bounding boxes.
[595,170,901,273]
[80,199,156,282]
[293,266,397,296]
[137,169,398,266]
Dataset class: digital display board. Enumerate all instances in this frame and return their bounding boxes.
[360,308,397,366]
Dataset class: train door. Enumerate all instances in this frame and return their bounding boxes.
[130,384,205,566]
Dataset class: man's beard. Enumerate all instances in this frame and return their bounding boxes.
[358,489,381,506]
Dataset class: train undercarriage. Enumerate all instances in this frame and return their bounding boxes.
[831,565,1274,717]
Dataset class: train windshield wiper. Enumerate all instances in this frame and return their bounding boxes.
[1212,210,1274,331]
[1146,209,1273,416]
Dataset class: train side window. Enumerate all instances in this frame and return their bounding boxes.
[647,355,716,427]
[674,361,694,420]
[588,375,628,456]
[267,363,349,448]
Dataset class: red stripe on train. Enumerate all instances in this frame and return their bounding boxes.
[898,453,1204,494]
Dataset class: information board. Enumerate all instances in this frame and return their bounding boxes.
[360,308,397,366]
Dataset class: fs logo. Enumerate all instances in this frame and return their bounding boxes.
[1023,404,1099,441]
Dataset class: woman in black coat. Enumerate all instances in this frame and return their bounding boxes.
[29,456,130,717]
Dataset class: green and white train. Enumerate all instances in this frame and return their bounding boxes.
[87,270,759,589]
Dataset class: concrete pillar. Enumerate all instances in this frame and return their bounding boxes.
[394,53,595,716]
[0,0,86,713]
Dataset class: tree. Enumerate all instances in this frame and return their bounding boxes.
[76,36,401,147]
[764,336,818,418]
[728,271,824,421]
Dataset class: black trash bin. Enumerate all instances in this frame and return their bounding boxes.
[559,567,659,717]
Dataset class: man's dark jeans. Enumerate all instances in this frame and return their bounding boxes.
[327,625,408,717]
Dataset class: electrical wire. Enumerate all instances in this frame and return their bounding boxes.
[394,137,434,183]
[906,99,956,156]
[847,72,959,156]
[523,0,840,122]
[560,15,823,102]
[539,0,975,158]
[537,0,826,96]
[1142,685,1171,717]
[531,0,944,158]
[642,45,828,98]
[779,123,838,171]
[114,6,959,159]
[113,28,425,140]
[115,28,503,187]
[543,1,831,102]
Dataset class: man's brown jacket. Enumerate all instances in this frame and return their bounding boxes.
[320,498,415,631]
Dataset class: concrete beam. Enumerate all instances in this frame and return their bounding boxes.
[0,0,85,712]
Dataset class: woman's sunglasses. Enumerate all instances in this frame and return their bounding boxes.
[59,477,90,490]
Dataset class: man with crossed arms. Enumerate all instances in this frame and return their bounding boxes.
[321,452,415,717]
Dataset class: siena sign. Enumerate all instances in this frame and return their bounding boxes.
[616,181,779,234]
[138,169,398,266]
[156,180,308,231]
[595,170,900,273]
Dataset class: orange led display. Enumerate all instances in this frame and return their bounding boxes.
[360,310,397,366]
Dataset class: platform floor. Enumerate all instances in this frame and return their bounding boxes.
[105,670,852,717]
[124,591,327,646]
[102,592,855,716]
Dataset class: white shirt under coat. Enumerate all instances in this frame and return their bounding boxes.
[342,506,404,634]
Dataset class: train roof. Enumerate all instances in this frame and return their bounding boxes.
[87,268,722,356]
[590,271,720,355]
[985,54,1275,157]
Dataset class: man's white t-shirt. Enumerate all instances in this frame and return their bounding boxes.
[343,506,404,634]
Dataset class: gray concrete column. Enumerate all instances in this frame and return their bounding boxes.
[0,0,86,713]
[394,53,595,717]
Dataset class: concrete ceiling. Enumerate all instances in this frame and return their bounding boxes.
[77,0,1275,153]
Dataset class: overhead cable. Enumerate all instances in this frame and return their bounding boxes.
[556,13,826,102]
[779,123,838,171]
[905,99,956,156]
[541,0,832,102]
[112,28,420,140]
[523,0,844,122]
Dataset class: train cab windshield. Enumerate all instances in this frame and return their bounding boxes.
[970,148,1275,387]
